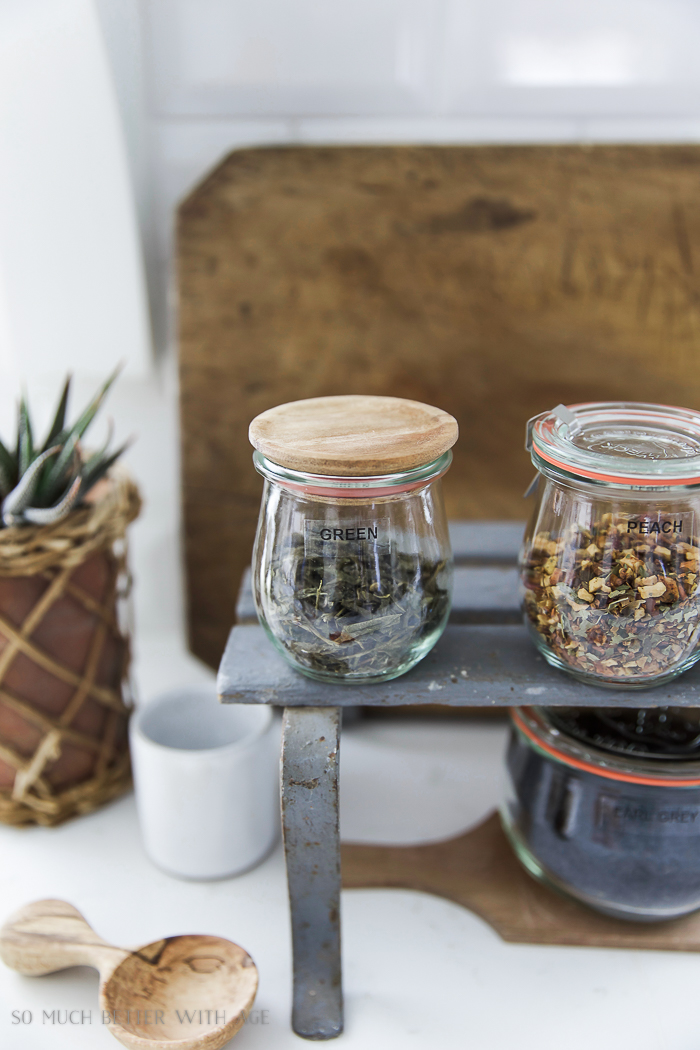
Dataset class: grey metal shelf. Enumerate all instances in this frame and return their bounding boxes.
[218,520,700,1039]
[219,622,700,709]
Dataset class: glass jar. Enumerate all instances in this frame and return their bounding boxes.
[522,402,700,688]
[249,396,457,684]
[502,705,700,921]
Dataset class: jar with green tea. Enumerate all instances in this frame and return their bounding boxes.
[249,395,457,684]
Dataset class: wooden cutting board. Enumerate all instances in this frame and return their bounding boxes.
[341,811,700,951]
[178,145,700,667]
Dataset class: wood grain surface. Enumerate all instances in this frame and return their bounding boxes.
[249,394,458,474]
[342,811,700,950]
[0,899,258,1049]
[179,145,700,667]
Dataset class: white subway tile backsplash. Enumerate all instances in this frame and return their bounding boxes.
[441,0,700,114]
[296,116,583,144]
[580,117,700,141]
[145,0,443,116]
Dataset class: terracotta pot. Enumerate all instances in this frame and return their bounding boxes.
[0,472,139,825]
[0,551,129,793]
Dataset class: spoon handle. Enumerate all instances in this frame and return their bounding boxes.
[0,899,128,977]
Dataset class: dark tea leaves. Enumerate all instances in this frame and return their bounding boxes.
[261,532,450,678]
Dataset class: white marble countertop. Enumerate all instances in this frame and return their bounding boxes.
[0,632,697,1050]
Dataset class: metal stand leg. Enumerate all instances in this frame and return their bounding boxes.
[281,706,343,1040]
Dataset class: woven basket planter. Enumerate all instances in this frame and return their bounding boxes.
[0,470,141,826]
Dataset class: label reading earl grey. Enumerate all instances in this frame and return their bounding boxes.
[595,793,700,837]
[304,518,389,543]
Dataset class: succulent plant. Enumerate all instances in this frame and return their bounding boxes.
[0,369,129,528]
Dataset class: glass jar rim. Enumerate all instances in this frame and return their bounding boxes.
[527,401,700,489]
[253,449,452,496]
[511,706,700,786]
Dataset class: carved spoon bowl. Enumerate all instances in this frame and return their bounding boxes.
[0,899,258,1050]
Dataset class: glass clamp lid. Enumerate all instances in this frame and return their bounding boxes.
[512,707,700,786]
[546,706,700,761]
[526,402,700,487]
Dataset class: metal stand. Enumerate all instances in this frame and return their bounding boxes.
[218,521,700,1039]
[281,707,343,1039]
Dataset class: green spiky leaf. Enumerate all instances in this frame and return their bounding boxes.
[41,375,71,452]
[23,476,81,525]
[0,438,16,498]
[0,434,15,484]
[2,447,61,526]
[17,396,33,478]
[81,418,114,475]
[55,364,121,450]
[0,367,131,528]
[35,432,80,506]
[79,440,132,498]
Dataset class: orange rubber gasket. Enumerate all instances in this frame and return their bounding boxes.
[275,464,451,498]
[510,706,700,787]
[533,444,700,488]
[275,479,435,498]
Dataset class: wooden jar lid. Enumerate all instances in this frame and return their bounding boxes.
[249,395,458,476]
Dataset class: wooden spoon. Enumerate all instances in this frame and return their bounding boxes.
[0,899,258,1050]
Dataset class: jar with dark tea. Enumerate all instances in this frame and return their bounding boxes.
[249,395,457,684]
[503,705,700,921]
[522,402,700,688]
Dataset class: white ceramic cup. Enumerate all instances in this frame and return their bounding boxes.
[130,688,279,880]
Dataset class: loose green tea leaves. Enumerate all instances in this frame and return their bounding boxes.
[522,518,700,682]
[260,532,450,678]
